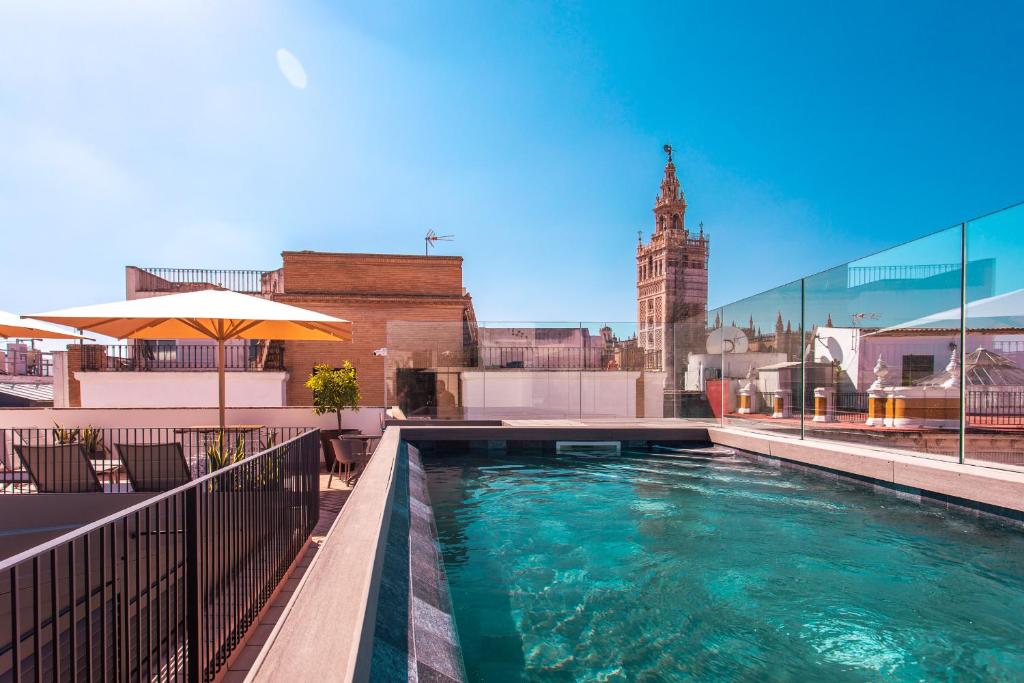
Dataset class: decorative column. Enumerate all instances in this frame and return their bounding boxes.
[866,355,889,426]
[813,386,836,422]
[770,390,792,418]
[737,365,757,414]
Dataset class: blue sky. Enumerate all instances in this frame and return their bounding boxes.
[2,1,1021,327]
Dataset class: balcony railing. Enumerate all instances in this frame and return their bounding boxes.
[788,390,1024,426]
[846,263,960,288]
[475,345,661,371]
[1,350,52,378]
[0,428,319,681]
[79,343,284,372]
[134,267,280,295]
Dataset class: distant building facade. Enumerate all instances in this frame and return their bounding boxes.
[636,146,709,385]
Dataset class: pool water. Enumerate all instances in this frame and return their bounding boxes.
[423,446,1024,682]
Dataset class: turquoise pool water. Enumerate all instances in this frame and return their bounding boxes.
[424,446,1024,682]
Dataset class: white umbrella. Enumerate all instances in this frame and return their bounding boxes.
[29,289,353,429]
[0,309,90,340]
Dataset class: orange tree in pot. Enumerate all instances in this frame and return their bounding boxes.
[305,361,361,469]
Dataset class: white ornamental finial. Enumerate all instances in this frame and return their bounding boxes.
[945,346,959,374]
[943,346,961,388]
[741,364,755,391]
[869,354,889,391]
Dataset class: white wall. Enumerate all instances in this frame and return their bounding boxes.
[684,352,787,390]
[0,406,384,433]
[74,371,289,408]
[460,370,656,419]
[812,327,987,389]
[52,351,69,408]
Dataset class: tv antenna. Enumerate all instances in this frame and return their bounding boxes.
[424,229,454,255]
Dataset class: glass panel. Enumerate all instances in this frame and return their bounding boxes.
[721,282,804,433]
[668,307,720,421]
[475,321,584,419]
[966,202,1024,467]
[803,225,963,459]
[385,320,471,418]
[578,322,639,419]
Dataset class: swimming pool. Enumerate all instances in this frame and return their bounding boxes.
[424,445,1024,681]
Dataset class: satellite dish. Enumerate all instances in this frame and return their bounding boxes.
[706,325,749,354]
[826,337,844,364]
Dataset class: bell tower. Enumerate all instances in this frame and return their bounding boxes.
[636,145,710,408]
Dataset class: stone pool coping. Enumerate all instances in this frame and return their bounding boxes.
[708,426,1024,518]
[248,422,1024,682]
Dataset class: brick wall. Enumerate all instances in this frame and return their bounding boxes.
[281,252,464,297]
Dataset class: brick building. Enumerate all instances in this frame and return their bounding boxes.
[58,253,475,408]
[271,251,475,406]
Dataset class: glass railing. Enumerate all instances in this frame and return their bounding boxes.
[382,201,1023,469]
[716,201,1024,468]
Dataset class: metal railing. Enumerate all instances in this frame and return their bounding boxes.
[479,346,604,370]
[135,268,278,295]
[0,428,320,681]
[846,263,960,288]
[79,344,284,373]
[1,350,53,378]
[834,392,870,423]
[966,391,1024,426]
[1,427,309,494]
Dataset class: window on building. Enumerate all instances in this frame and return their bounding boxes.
[901,355,934,385]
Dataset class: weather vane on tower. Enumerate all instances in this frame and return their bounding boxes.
[663,143,673,162]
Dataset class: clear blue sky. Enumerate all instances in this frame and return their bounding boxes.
[2,1,1021,325]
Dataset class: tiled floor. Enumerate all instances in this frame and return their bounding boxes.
[220,470,352,682]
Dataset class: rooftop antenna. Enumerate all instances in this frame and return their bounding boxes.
[424,229,455,255]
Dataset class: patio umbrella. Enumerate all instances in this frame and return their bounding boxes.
[28,289,353,430]
[0,309,90,340]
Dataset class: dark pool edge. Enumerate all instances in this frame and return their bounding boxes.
[406,444,469,682]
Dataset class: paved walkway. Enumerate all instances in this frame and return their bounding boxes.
[222,470,353,682]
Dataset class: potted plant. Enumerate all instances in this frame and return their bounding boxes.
[80,426,106,460]
[305,362,361,466]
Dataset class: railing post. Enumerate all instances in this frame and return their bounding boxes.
[959,221,967,465]
[184,487,202,681]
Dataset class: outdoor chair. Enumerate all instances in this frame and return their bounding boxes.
[319,429,362,472]
[115,442,192,492]
[327,437,367,489]
[12,443,103,493]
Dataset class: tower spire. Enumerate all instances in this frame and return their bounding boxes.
[654,143,686,233]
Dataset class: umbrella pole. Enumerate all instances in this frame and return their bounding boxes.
[218,338,226,433]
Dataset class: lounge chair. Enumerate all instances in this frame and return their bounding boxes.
[115,442,192,492]
[12,443,103,493]
[327,437,367,489]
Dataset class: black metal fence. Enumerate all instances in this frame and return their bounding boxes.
[834,392,870,423]
[79,344,285,373]
[1,427,309,495]
[966,391,1024,426]
[0,428,319,681]
[479,346,604,370]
